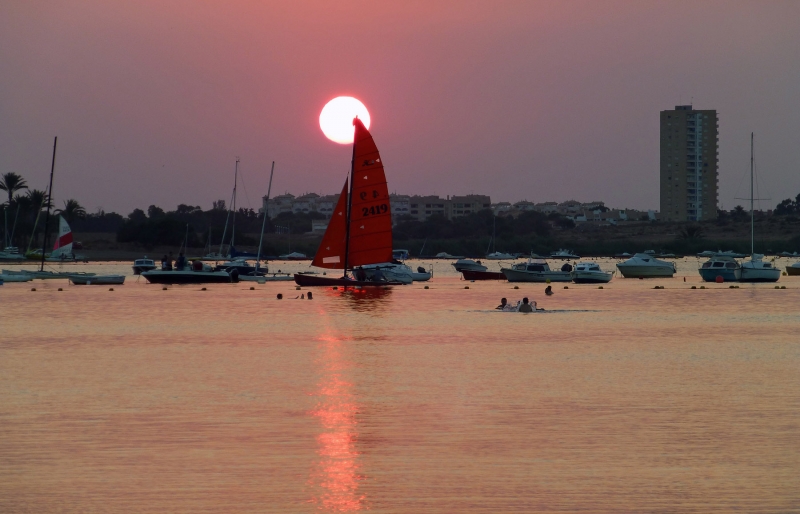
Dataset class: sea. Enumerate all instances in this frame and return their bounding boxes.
[1,257,798,513]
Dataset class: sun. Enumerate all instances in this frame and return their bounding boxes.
[319,97,371,144]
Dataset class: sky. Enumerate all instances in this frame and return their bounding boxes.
[1,1,799,215]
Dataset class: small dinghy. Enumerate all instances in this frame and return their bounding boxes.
[69,274,126,285]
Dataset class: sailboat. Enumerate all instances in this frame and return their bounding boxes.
[47,216,80,261]
[294,118,404,287]
[740,133,780,282]
[485,215,513,259]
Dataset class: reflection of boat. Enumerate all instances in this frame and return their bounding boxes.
[616,253,676,278]
[452,259,487,272]
[132,257,156,275]
[698,255,741,282]
[740,134,780,283]
[293,118,404,288]
[571,262,613,283]
[786,262,800,276]
[550,249,580,259]
[461,269,505,280]
[501,259,572,282]
[69,274,125,285]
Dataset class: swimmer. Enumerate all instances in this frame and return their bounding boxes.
[518,297,534,312]
[545,285,553,296]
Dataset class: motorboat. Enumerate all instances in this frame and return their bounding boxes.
[501,259,572,282]
[485,251,514,260]
[452,259,487,272]
[355,263,414,284]
[239,272,294,282]
[435,252,465,259]
[280,252,307,260]
[132,257,156,275]
[0,271,32,282]
[698,255,742,282]
[571,262,613,283]
[213,257,261,275]
[3,269,97,280]
[461,269,505,280]
[614,252,632,258]
[0,247,25,261]
[698,249,746,259]
[740,255,780,282]
[616,253,676,278]
[550,249,580,259]
[69,274,126,285]
[410,266,432,281]
[141,261,239,284]
[786,262,800,276]
[392,249,410,261]
[779,251,799,258]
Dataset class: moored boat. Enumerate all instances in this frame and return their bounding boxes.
[616,253,676,278]
[132,257,156,275]
[501,259,572,282]
[571,262,613,283]
[69,274,125,285]
[550,249,580,259]
[786,262,800,276]
[141,267,238,284]
[461,269,505,280]
[452,259,487,272]
[698,255,741,282]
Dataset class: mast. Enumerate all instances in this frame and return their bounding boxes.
[750,132,754,257]
[40,137,57,272]
[232,158,238,250]
[343,121,357,275]
[255,161,275,271]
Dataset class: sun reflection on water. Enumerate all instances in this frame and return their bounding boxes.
[308,331,365,511]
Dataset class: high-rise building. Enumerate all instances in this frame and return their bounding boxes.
[659,105,718,221]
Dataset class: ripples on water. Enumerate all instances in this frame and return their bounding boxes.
[1,260,799,512]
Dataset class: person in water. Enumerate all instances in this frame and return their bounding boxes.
[496,298,509,310]
[518,297,534,312]
[545,285,553,296]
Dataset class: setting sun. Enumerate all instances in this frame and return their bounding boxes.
[319,96,371,144]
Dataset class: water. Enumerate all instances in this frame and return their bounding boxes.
[1,259,799,512]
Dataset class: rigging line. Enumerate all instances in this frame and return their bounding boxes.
[237,163,254,211]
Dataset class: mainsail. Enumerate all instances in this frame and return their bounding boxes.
[51,215,73,258]
[311,180,349,269]
[347,117,393,267]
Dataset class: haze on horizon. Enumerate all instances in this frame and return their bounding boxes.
[1,1,798,216]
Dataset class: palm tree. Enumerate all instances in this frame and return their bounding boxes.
[27,189,51,212]
[0,172,28,206]
[56,199,86,224]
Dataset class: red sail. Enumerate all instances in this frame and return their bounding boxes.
[311,179,349,269]
[347,118,393,267]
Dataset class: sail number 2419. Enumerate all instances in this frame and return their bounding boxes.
[361,203,389,217]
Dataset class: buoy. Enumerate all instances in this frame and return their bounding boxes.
[715,276,724,283]
[691,285,696,289]
[781,286,786,289]
[109,288,114,291]
[277,293,283,299]
[514,286,519,289]
[296,286,301,290]
[775,286,780,289]
[58,287,63,291]
[729,285,735,289]
[31,287,36,291]
[546,279,551,284]
[307,292,313,299]
[250,286,255,290]
[470,280,475,283]
[598,286,604,289]
[323,272,326,275]
[424,285,429,289]
[639,277,644,280]
[700,286,706,289]
[563,286,568,289]
[201,287,207,291]
[162,287,167,290]
[333,286,338,290]
[683,277,686,282]
[464,286,469,289]
[783,271,787,276]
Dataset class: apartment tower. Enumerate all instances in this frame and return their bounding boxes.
[659,105,718,221]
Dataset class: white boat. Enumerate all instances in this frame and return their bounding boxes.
[69,274,125,285]
[501,258,572,282]
[0,246,25,261]
[392,249,410,261]
[452,259,487,272]
[0,271,32,282]
[616,253,676,278]
[435,252,464,259]
[550,249,580,259]
[279,251,307,260]
[571,262,613,283]
[699,255,742,282]
[356,263,414,284]
[132,257,156,275]
[485,251,514,260]
[779,251,799,258]
[3,269,97,280]
[740,134,780,283]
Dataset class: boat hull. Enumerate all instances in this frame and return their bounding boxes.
[786,265,800,276]
[501,268,572,282]
[461,270,506,281]
[141,270,238,284]
[571,271,613,284]
[239,273,294,282]
[698,268,741,282]
[616,265,675,278]
[293,274,403,287]
[69,275,125,285]
[132,265,156,275]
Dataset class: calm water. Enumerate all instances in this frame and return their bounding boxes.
[1,259,799,512]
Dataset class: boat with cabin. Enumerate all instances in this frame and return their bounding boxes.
[293,117,405,287]
[132,257,156,275]
[452,259,487,272]
[698,255,742,282]
[142,260,239,284]
[501,258,572,282]
[616,253,676,278]
[570,262,613,283]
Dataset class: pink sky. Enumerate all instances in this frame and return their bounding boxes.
[1,1,798,214]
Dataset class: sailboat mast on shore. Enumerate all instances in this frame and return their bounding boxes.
[40,137,57,272]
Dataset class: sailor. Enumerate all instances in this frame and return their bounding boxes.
[518,297,534,313]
